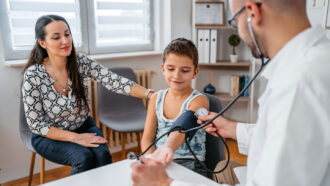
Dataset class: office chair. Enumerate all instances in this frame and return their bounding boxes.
[96,67,147,159]
[19,97,45,186]
[202,93,226,172]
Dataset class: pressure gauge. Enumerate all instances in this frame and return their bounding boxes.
[195,107,208,118]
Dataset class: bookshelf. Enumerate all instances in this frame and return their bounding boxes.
[198,61,251,70]
[192,0,256,122]
[214,92,250,103]
[195,25,234,30]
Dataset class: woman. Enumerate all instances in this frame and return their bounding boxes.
[22,15,152,175]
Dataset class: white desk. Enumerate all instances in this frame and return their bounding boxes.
[42,159,219,186]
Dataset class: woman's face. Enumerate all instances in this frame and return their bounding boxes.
[38,20,72,58]
[161,53,199,91]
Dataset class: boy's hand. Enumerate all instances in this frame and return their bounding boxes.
[150,146,173,165]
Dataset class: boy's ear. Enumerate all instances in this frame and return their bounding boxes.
[192,67,199,79]
[161,64,165,73]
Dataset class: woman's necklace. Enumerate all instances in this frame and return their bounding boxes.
[47,60,68,93]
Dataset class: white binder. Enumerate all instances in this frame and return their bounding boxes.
[197,30,204,63]
[203,29,210,63]
[210,29,217,64]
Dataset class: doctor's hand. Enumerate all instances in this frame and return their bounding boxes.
[197,112,237,140]
[150,146,173,165]
[131,156,173,186]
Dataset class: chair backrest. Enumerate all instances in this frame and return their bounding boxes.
[97,67,146,126]
[19,95,35,152]
[202,93,226,171]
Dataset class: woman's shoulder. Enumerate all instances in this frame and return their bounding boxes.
[77,53,94,64]
[24,64,45,77]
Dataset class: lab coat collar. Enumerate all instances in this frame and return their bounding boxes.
[261,25,325,81]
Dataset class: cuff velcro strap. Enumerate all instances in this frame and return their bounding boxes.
[170,110,199,141]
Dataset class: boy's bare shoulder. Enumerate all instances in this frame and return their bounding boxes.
[150,92,158,101]
[148,92,159,107]
[188,94,209,112]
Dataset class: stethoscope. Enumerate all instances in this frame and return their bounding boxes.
[129,16,271,175]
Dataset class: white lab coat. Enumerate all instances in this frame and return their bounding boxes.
[171,25,330,186]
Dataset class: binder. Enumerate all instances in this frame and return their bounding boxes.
[210,29,217,64]
[243,75,249,96]
[203,29,210,63]
[230,75,240,97]
[197,30,204,63]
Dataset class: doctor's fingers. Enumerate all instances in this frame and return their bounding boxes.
[131,163,143,185]
[197,112,218,124]
[204,126,218,137]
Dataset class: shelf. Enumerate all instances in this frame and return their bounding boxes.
[214,92,250,103]
[198,61,251,71]
[195,25,235,30]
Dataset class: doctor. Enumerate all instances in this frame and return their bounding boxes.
[131,0,330,185]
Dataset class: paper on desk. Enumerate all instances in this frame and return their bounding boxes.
[234,166,247,186]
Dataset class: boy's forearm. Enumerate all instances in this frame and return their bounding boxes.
[163,131,185,151]
[141,140,156,154]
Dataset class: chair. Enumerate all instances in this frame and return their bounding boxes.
[202,93,226,171]
[96,67,147,159]
[19,97,45,186]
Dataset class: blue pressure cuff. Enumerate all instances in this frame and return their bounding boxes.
[170,110,199,141]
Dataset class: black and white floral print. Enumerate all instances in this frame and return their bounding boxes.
[22,53,134,136]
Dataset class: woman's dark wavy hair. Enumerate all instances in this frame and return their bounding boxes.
[22,14,89,112]
[162,37,199,69]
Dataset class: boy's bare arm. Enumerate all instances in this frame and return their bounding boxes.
[163,95,209,151]
[141,93,158,154]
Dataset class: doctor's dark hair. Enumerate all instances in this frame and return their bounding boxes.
[22,14,88,112]
[162,38,199,69]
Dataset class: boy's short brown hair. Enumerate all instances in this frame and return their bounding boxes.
[162,38,199,69]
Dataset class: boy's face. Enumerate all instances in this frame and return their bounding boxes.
[161,53,199,91]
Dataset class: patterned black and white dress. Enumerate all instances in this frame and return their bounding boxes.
[22,53,134,136]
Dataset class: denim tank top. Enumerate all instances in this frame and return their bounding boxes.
[155,89,206,160]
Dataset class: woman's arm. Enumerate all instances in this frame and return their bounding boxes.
[22,69,52,136]
[130,83,153,99]
[77,54,151,99]
[141,93,158,154]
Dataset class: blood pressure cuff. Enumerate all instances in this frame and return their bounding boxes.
[169,110,199,141]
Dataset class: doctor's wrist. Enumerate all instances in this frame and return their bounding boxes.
[231,121,238,140]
